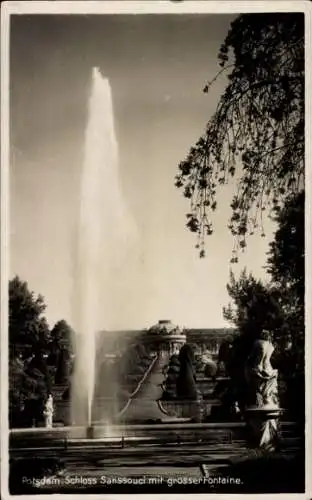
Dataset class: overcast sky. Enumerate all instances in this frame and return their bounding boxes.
[9,13,274,330]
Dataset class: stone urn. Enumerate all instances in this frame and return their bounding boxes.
[244,335,282,451]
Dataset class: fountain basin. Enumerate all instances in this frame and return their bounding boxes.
[10,421,246,443]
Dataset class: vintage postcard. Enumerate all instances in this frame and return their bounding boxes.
[1,1,311,498]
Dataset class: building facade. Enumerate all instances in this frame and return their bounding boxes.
[98,321,235,359]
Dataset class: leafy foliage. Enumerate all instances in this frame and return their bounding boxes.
[162,354,180,400]
[223,269,285,337]
[222,188,305,416]
[48,320,74,384]
[49,320,74,354]
[9,276,49,358]
[9,277,77,426]
[9,276,51,426]
[9,357,28,425]
[267,190,305,373]
[267,190,304,308]
[176,344,199,400]
[221,270,287,412]
[175,14,304,257]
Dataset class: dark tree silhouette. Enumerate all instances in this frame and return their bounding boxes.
[223,269,285,338]
[217,337,234,376]
[49,320,74,354]
[9,276,49,358]
[267,191,304,361]
[9,276,51,426]
[48,319,74,384]
[219,187,304,418]
[162,354,180,400]
[267,191,304,303]
[221,270,287,412]
[267,191,304,420]
[175,14,304,259]
[176,344,198,400]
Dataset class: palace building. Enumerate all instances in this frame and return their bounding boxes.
[98,320,235,359]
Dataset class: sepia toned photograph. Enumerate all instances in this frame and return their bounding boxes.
[1,1,310,497]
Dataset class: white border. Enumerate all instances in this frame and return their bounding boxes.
[1,2,311,500]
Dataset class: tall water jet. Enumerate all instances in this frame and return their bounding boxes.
[71,67,137,434]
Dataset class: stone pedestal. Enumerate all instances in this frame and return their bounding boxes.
[244,406,282,451]
[44,415,53,429]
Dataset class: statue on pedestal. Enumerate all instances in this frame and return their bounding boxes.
[43,394,54,429]
[244,331,281,450]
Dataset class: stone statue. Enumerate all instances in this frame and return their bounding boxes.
[244,332,280,450]
[245,335,279,409]
[43,394,54,428]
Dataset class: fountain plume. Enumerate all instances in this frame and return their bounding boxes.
[70,67,137,434]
